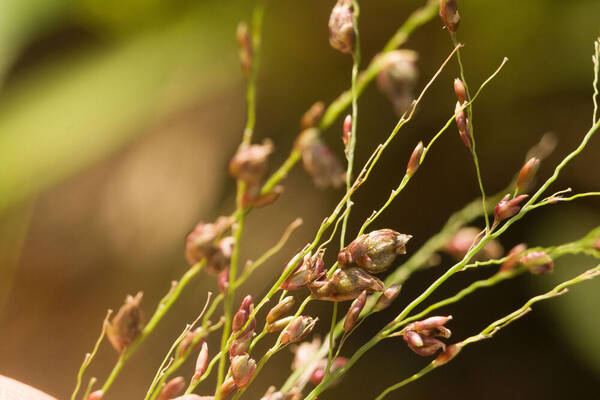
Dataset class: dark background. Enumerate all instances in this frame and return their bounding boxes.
[0,0,599,399]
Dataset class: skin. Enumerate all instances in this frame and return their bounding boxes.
[0,376,56,400]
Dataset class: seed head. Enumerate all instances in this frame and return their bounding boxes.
[338,229,412,274]
[194,341,209,379]
[231,354,257,389]
[158,377,186,400]
[228,140,273,185]
[242,185,284,209]
[453,78,467,104]
[281,251,324,290]
[443,226,504,261]
[374,284,402,312]
[328,0,355,54]
[494,194,528,222]
[500,243,527,272]
[434,343,463,366]
[454,102,471,148]
[310,266,385,301]
[519,251,554,275]
[309,357,348,385]
[219,377,237,399]
[266,316,295,333]
[236,22,252,77]
[107,292,144,353]
[439,0,460,33]
[185,217,233,267]
[205,236,235,275]
[343,114,352,148]
[406,141,424,177]
[281,316,318,344]
[301,101,325,130]
[232,295,255,334]
[376,50,419,116]
[344,290,367,332]
[266,296,296,323]
[177,326,208,357]
[229,329,254,359]
[292,337,321,371]
[516,157,540,193]
[403,315,453,357]
[295,128,345,189]
[218,268,229,293]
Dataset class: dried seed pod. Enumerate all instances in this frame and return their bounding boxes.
[406,141,424,177]
[434,342,463,366]
[439,0,460,33]
[295,128,345,189]
[454,101,471,148]
[516,157,540,193]
[236,22,252,77]
[194,341,209,379]
[86,390,104,400]
[185,217,233,266]
[266,316,295,333]
[344,290,367,332]
[328,0,355,54]
[374,284,402,312]
[107,292,144,353]
[443,227,504,261]
[376,50,419,116]
[281,316,318,344]
[519,251,554,275]
[228,140,273,185]
[219,377,237,399]
[266,296,296,323]
[500,243,528,272]
[310,266,385,301]
[231,354,257,389]
[281,251,325,290]
[454,77,467,104]
[494,194,529,222]
[301,101,325,130]
[338,229,412,274]
[158,377,186,400]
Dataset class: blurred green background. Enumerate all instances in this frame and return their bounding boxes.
[0,0,599,398]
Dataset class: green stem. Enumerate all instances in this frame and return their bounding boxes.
[374,363,435,400]
[340,1,361,249]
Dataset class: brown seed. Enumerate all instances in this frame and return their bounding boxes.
[328,0,355,54]
[106,292,144,353]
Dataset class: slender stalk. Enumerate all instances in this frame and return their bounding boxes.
[374,364,435,400]
[592,38,599,124]
[340,0,361,248]
[451,35,490,230]
[100,260,205,395]
[262,0,439,196]
[71,310,112,400]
